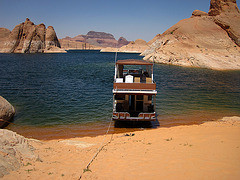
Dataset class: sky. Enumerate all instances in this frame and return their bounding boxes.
[0,0,239,42]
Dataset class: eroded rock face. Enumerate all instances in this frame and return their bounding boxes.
[142,0,240,70]
[0,129,36,178]
[0,96,15,128]
[208,0,240,46]
[45,26,61,50]
[0,18,64,53]
[208,0,239,16]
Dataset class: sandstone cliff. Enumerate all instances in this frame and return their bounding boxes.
[142,0,240,70]
[0,18,66,53]
[60,31,129,50]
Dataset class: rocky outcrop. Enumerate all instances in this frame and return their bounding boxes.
[208,0,239,16]
[192,10,208,17]
[60,31,130,50]
[0,96,15,128]
[118,37,129,47]
[0,129,36,178]
[0,28,11,39]
[0,18,66,53]
[208,0,240,46]
[101,39,149,53]
[142,0,240,70]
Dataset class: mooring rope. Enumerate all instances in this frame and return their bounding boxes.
[78,96,114,179]
[79,117,113,180]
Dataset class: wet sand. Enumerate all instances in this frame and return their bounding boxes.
[2,116,240,180]
[6,111,235,140]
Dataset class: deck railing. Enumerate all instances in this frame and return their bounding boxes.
[112,112,156,121]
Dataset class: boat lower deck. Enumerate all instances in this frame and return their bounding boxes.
[112,112,156,121]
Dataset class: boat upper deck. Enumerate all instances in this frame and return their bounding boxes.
[113,59,157,93]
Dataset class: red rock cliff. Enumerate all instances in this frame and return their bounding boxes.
[0,18,65,53]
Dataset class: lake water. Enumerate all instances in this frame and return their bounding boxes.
[0,51,239,139]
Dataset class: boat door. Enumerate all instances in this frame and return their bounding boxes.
[136,95,143,112]
[129,95,143,116]
[129,95,135,112]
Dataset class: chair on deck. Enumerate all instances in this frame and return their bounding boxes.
[134,77,140,83]
[146,77,152,83]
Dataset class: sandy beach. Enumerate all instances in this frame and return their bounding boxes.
[2,116,240,180]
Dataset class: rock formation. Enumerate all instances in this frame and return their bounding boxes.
[0,28,11,39]
[59,31,129,50]
[142,0,240,70]
[0,96,15,128]
[118,37,129,47]
[101,39,149,53]
[0,18,66,53]
[0,129,36,178]
[209,0,240,46]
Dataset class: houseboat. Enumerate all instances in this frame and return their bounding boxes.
[112,59,157,121]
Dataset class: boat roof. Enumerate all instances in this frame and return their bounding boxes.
[116,59,153,66]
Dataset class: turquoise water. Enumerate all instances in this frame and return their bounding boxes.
[0,51,239,139]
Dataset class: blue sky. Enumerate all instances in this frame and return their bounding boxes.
[0,0,239,41]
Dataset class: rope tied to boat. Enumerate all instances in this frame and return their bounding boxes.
[78,96,114,179]
[79,117,113,180]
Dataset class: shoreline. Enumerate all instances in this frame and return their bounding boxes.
[6,111,239,140]
[2,116,240,179]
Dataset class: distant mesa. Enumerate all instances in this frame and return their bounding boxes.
[0,18,66,53]
[59,31,130,50]
[142,0,240,70]
[86,31,115,40]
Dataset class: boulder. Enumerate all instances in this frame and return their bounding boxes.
[0,96,15,128]
[192,10,209,17]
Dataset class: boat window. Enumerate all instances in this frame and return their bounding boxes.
[117,65,124,78]
[115,94,125,100]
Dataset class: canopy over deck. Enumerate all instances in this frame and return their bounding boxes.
[116,59,153,66]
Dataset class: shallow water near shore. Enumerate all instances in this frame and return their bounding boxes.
[0,51,239,140]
